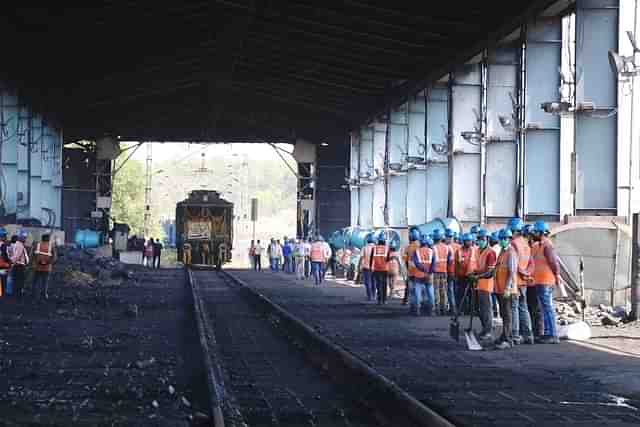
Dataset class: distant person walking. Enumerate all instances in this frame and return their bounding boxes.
[249,240,256,269]
[143,239,154,268]
[303,238,312,278]
[254,240,263,271]
[32,233,56,300]
[153,238,163,269]
[282,239,292,273]
[10,231,29,301]
[294,239,305,279]
[0,228,10,296]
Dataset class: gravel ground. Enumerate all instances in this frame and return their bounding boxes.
[229,269,640,427]
[0,266,208,426]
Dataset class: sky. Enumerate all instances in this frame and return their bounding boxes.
[125,141,294,163]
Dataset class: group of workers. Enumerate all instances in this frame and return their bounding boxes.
[250,236,336,286]
[358,217,560,349]
[0,228,56,301]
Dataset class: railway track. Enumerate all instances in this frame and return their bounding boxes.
[189,269,387,427]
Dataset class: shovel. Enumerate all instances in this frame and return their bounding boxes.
[450,280,472,342]
[462,278,483,351]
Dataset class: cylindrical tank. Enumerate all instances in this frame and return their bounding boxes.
[413,218,462,239]
[328,229,346,249]
[74,229,101,248]
[349,228,372,249]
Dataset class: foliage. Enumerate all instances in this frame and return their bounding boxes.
[111,157,164,239]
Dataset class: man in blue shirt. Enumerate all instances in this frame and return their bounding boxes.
[282,239,293,273]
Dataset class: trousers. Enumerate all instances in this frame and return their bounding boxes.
[372,271,387,304]
[512,286,533,340]
[362,270,375,300]
[33,271,50,300]
[497,294,513,344]
[527,286,544,337]
[433,273,447,314]
[536,285,558,338]
[477,290,493,335]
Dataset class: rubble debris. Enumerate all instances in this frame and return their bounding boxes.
[181,396,191,408]
[136,357,156,369]
[151,400,159,409]
[168,385,175,395]
[601,313,621,326]
[127,304,140,318]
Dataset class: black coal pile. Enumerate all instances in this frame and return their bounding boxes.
[54,245,137,287]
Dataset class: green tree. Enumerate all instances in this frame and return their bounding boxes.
[111,157,164,239]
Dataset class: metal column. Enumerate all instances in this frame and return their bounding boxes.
[425,84,449,220]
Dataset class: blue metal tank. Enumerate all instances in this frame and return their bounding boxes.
[328,229,346,249]
[74,229,101,248]
[349,228,372,249]
[412,218,462,239]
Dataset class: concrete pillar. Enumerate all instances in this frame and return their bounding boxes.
[372,121,387,227]
[388,103,408,228]
[358,125,374,227]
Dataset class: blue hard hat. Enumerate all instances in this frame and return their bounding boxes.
[444,228,454,238]
[390,242,398,251]
[419,234,429,245]
[508,217,524,232]
[366,232,376,244]
[477,228,488,239]
[432,228,443,240]
[490,231,500,242]
[0,227,6,237]
[453,231,459,238]
[470,225,480,234]
[533,220,549,234]
[461,232,473,242]
[499,228,513,239]
[409,227,421,242]
[522,224,533,236]
[377,230,387,242]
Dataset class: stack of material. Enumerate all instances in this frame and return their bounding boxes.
[556,301,629,327]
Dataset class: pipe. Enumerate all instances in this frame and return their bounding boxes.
[631,212,640,320]
[446,73,454,218]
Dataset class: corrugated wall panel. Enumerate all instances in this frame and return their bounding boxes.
[486,47,518,217]
[389,175,407,227]
[408,92,426,158]
[373,180,385,227]
[576,0,619,108]
[426,165,448,220]
[525,18,562,216]
[486,142,517,217]
[526,130,560,214]
[373,122,386,177]
[359,185,373,228]
[359,126,373,178]
[389,105,408,166]
[350,132,359,179]
[426,86,448,162]
[576,115,617,209]
[575,0,618,211]
[351,189,359,226]
[451,64,482,221]
[407,169,426,225]
[452,154,481,221]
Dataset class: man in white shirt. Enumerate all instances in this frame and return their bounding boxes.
[303,238,312,279]
[321,237,332,279]
[254,240,263,271]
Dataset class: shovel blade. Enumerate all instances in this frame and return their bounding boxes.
[464,330,483,351]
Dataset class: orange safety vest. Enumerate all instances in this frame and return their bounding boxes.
[448,242,461,275]
[34,241,53,272]
[432,242,450,273]
[371,245,389,272]
[511,236,531,287]
[532,238,556,286]
[0,241,10,269]
[414,246,433,280]
[476,248,495,293]
[404,241,420,277]
[361,244,374,270]
[495,247,517,295]
[456,246,478,278]
[310,243,325,262]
